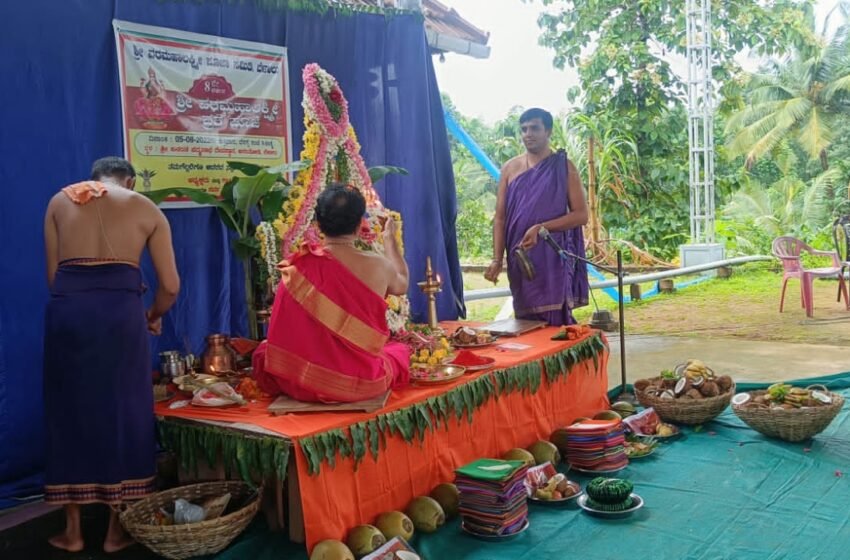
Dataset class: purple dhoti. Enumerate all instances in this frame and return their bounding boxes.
[505,150,589,325]
[43,263,155,504]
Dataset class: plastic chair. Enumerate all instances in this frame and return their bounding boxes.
[772,236,849,317]
[832,216,850,302]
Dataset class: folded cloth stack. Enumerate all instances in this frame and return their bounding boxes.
[455,458,529,536]
[564,419,628,471]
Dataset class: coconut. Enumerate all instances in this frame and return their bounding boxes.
[311,540,355,560]
[549,428,572,457]
[662,378,677,390]
[528,440,561,466]
[731,393,750,406]
[593,410,622,422]
[634,379,650,392]
[610,401,636,417]
[429,483,460,519]
[405,496,445,533]
[699,381,720,397]
[715,375,733,392]
[346,526,385,559]
[660,390,675,400]
[375,511,414,542]
[674,377,691,396]
[690,376,705,387]
[502,448,535,467]
[685,388,703,400]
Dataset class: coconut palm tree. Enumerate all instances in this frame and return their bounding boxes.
[722,145,842,246]
[725,25,850,170]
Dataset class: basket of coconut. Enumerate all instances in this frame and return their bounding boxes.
[731,383,844,442]
[634,360,735,425]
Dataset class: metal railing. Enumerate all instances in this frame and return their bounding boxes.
[463,255,773,303]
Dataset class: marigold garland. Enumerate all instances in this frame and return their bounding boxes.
[268,63,410,331]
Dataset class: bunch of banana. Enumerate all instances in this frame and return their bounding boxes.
[766,384,808,407]
[683,359,713,380]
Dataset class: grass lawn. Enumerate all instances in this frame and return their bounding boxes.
[461,263,850,346]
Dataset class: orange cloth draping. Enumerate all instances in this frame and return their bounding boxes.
[155,326,610,548]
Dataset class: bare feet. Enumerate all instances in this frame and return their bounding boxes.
[103,533,135,553]
[104,509,135,553]
[50,505,84,552]
[48,532,85,552]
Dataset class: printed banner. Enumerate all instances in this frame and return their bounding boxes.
[113,20,292,202]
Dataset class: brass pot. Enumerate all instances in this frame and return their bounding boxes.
[201,334,236,375]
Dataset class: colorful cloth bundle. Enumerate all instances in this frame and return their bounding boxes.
[563,419,628,471]
[455,459,529,536]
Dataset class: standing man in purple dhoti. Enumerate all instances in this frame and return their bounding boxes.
[42,157,180,553]
[484,108,590,325]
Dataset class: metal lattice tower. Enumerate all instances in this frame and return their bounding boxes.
[686,0,715,243]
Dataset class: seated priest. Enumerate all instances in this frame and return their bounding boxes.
[253,183,411,402]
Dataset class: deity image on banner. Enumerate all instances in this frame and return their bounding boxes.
[134,67,175,129]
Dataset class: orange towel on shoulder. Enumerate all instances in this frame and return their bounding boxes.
[62,181,107,205]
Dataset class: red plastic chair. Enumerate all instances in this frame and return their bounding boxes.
[772,236,849,317]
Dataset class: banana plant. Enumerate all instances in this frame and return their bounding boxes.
[143,159,309,339]
[367,165,409,184]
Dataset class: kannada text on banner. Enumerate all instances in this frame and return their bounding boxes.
[113,20,292,202]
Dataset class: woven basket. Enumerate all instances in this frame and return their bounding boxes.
[119,481,261,560]
[732,386,844,442]
[635,377,735,425]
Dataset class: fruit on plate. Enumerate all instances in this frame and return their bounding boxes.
[429,483,460,519]
[310,540,355,560]
[374,510,414,541]
[533,473,575,500]
[345,525,385,558]
[405,496,445,533]
[527,440,561,466]
[624,437,657,458]
[655,423,676,437]
[502,448,536,467]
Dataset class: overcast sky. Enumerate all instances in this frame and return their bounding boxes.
[433,0,842,123]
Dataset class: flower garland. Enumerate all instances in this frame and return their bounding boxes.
[273,63,411,331]
[255,221,281,287]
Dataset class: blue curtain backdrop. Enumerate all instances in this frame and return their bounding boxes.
[0,0,464,507]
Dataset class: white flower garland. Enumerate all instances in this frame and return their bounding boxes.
[256,221,281,287]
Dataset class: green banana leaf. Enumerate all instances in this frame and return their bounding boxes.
[227,162,263,176]
[260,186,292,221]
[368,165,409,184]
[265,160,311,175]
[233,170,281,216]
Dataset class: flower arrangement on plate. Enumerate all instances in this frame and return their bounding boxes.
[394,324,454,369]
